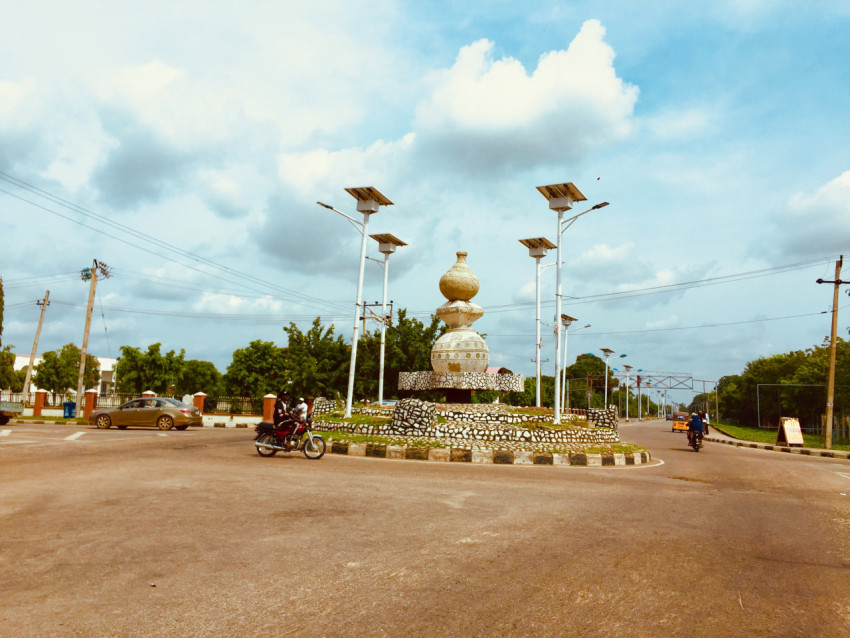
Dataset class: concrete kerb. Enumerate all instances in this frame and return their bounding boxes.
[705,434,850,461]
[322,438,652,467]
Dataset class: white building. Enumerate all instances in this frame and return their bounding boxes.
[14,354,118,394]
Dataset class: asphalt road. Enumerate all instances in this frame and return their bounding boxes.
[1,420,848,637]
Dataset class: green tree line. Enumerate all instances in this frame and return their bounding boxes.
[717,337,850,429]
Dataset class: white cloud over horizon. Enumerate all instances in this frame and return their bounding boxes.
[1,2,849,402]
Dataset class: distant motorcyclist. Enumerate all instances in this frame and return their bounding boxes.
[687,412,704,447]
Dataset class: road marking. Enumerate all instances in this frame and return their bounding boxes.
[157,433,168,437]
[1,429,11,436]
[837,472,850,481]
[65,432,85,441]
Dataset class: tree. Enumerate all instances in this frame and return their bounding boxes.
[562,353,618,409]
[115,343,185,395]
[33,344,100,399]
[282,318,349,399]
[0,346,21,390]
[224,340,286,398]
[177,359,222,396]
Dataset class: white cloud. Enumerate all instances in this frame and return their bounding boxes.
[412,19,638,172]
[771,170,850,258]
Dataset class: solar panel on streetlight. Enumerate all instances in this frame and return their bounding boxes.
[519,237,556,259]
[345,187,394,213]
[536,182,587,212]
[369,233,407,255]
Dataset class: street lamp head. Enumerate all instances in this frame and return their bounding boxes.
[317,201,333,209]
[600,347,615,358]
[536,182,587,212]
[561,314,577,327]
[619,353,628,358]
[345,187,393,214]
[519,237,556,258]
[370,233,407,255]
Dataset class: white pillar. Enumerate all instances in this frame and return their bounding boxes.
[553,210,563,424]
[535,255,542,408]
[377,251,390,406]
[345,212,370,418]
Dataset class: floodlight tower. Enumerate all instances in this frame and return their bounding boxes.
[537,182,608,424]
[519,237,556,407]
[369,233,407,406]
[317,187,393,417]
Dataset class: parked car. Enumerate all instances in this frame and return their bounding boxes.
[665,413,673,421]
[89,397,201,430]
[671,411,690,432]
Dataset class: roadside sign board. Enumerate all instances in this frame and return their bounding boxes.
[776,417,804,447]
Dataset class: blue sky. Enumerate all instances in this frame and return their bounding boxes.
[2,1,849,405]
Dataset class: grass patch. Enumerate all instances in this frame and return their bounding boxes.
[713,421,850,451]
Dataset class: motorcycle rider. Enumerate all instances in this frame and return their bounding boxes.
[687,412,704,447]
[294,397,309,423]
[273,390,292,426]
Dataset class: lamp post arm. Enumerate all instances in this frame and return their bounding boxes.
[316,202,365,232]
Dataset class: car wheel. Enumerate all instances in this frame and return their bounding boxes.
[95,415,112,429]
[157,415,174,430]
[175,424,188,430]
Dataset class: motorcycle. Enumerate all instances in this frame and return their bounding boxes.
[687,429,703,452]
[254,417,326,459]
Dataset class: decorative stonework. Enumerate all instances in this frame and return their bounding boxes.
[399,371,524,392]
[314,399,620,449]
[587,406,618,429]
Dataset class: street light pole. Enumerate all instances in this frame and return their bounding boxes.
[22,290,50,401]
[600,348,614,409]
[536,182,608,424]
[560,315,576,412]
[76,260,110,418]
[817,255,845,449]
[623,364,632,422]
[519,238,555,408]
[370,234,406,406]
[317,188,393,418]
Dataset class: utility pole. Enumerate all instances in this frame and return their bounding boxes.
[817,255,845,449]
[75,261,110,418]
[22,290,50,401]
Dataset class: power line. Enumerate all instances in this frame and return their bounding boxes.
[0,171,350,314]
[46,299,351,323]
[486,307,842,338]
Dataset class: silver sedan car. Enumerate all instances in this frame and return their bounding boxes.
[89,397,202,430]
